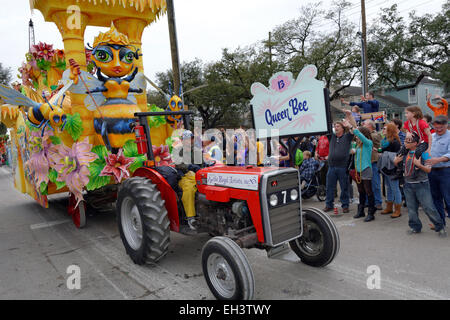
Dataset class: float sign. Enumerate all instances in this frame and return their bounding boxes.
[250,65,330,139]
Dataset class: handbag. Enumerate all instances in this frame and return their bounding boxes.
[349,169,361,183]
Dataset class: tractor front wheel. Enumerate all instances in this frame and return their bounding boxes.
[290,207,340,267]
[117,177,170,264]
[202,237,255,300]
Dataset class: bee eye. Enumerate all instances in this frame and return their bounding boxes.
[177,101,183,109]
[53,115,60,123]
[61,115,67,122]
[122,52,134,64]
[94,50,112,62]
[170,101,176,109]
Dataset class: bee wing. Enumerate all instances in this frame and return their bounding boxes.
[0,84,41,109]
[61,69,103,94]
[84,93,105,111]
[129,72,147,94]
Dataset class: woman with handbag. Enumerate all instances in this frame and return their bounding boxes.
[343,112,376,222]
[379,123,402,218]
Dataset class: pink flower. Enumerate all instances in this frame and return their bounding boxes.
[30,42,55,61]
[100,149,134,183]
[152,145,171,166]
[25,128,53,187]
[271,74,291,93]
[48,138,98,206]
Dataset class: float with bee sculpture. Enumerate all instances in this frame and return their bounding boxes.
[0,0,182,227]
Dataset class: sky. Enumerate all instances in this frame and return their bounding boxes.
[0,0,446,86]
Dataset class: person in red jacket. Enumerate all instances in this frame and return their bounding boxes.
[427,94,448,117]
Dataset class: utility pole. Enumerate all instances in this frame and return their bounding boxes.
[360,0,368,96]
[166,0,183,99]
[268,32,273,72]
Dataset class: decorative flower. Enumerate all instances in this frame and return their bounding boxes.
[152,145,171,166]
[55,49,65,61]
[270,73,291,93]
[85,48,92,64]
[99,148,134,183]
[18,63,32,87]
[48,138,98,206]
[30,42,55,62]
[24,128,53,187]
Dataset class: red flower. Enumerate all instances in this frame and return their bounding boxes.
[100,149,134,183]
[153,145,171,166]
[30,42,55,61]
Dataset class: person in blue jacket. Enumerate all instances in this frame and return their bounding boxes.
[341,92,379,114]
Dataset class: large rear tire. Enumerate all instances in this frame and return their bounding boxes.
[117,177,170,264]
[202,237,255,300]
[290,207,340,267]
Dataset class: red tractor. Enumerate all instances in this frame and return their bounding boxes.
[116,111,339,300]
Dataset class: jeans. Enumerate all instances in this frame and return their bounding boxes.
[325,166,349,209]
[403,181,444,232]
[371,162,382,206]
[428,168,450,224]
[385,175,402,205]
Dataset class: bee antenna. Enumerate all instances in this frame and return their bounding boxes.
[60,94,66,108]
[41,92,53,110]
[168,82,173,97]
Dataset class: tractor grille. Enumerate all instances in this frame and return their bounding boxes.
[261,169,302,247]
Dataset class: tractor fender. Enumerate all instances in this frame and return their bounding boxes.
[133,167,180,232]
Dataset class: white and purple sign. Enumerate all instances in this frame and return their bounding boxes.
[250,65,329,139]
[207,173,259,190]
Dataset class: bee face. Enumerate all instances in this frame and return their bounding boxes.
[49,107,67,129]
[92,45,135,78]
[167,95,184,124]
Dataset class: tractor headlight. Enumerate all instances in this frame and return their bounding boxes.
[290,189,299,201]
[269,194,278,207]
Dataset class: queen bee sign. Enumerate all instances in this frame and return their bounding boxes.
[250,65,331,139]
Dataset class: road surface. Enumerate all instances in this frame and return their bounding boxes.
[0,165,449,300]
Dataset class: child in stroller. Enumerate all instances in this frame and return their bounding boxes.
[299,151,326,201]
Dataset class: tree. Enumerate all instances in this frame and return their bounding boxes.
[0,63,12,86]
[367,2,450,90]
[0,63,12,134]
[269,1,361,100]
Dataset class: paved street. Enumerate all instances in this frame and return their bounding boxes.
[0,165,449,300]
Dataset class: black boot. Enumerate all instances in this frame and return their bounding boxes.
[364,207,376,222]
[354,204,365,218]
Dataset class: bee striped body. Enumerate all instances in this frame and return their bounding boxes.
[93,98,140,149]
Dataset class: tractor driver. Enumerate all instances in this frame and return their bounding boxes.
[176,130,200,230]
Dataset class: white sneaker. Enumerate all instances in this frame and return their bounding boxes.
[187,217,198,230]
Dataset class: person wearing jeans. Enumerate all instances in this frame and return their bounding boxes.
[363,120,383,209]
[323,122,353,213]
[393,132,446,237]
[425,115,450,225]
[325,166,349,210]
[379,123,402,218]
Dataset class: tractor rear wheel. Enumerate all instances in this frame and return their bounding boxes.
[117,177,170,264]
[290,207,340,267]
[202,237,255,300]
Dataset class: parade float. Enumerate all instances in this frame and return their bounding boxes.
[0,0,340,300]
[0,0,177,225]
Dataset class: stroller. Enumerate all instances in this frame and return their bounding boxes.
[301,160,326,201]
